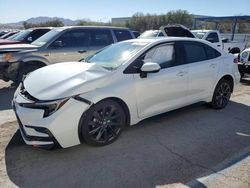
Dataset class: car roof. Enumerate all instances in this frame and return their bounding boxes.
[52,26,131,31]
[191,30,217,32]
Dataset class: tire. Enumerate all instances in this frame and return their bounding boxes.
[81,99,126,146]
[210,79,232,109]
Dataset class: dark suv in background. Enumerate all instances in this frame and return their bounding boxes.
[0,26,135,84]
[0,27,51,45]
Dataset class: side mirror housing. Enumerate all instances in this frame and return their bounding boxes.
[53,40,63,48]
[27,36,33,42]
[140,62,161,78]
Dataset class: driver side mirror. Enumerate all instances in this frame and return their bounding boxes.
[140,62,161,78]
[53,40,63,48]
[27,36,33,42]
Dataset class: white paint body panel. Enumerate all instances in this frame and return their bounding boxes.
[13,38,240,148]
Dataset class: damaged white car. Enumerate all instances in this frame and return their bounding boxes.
[13,37,240,149]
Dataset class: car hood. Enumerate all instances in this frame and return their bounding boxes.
[23,62,110,101]
[160,24,196,38]
[0,39,21,45]
[0,43,38,53]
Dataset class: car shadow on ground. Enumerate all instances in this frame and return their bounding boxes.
[0,84,16,110]
[4,100,250,188]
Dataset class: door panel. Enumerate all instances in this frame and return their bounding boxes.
[46,29,90,63]
[182,41,220,102]
[187,59,219,102]
[134,64,189,119]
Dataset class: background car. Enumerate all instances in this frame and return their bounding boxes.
[13,37,240,149]
[0,31,19,39]
[138,30,164,38]
[238,48,250,78]
[0,26,135,84]
[0,27,51,45]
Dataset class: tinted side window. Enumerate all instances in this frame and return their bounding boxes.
[206,32,219,43]
[89,29,113,47]
[114,30,132,41]
[56,30,89,48]
[29,29,50,41]
[205,44,221,59]
[143,44,175,69]
[183,42,207,63]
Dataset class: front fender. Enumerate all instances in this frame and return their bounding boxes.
[21,55,49,65]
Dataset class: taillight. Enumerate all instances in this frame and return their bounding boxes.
[234,58,238,64]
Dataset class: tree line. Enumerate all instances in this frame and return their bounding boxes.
[23,10,250,33]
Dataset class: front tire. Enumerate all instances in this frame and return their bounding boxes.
[81,100,126,146]
[210,79,232,109]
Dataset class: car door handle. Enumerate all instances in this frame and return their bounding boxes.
[210,64,216,68]
[176,71,187,77]
[217,45,221,47]
[78,50,87,54]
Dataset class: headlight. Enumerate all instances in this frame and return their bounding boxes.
[0,53,13,62]
[20,98,69,118]
[241,51,248,59]
[3,53,13,61]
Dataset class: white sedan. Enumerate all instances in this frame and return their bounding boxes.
[13,37,240,149]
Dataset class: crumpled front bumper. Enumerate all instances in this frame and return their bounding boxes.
[12,89,91,148]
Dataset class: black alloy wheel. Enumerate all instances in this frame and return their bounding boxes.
[211,79,232,109]
[81,100,126,146]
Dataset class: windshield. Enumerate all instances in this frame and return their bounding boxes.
[10,30,32,41]
[191,31,206,39]
[32,29,61,47]
[7,32,19,40]
[139,30,162,38]
[87,41,148,70]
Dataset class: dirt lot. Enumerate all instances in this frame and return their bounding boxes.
[0,77,250,188]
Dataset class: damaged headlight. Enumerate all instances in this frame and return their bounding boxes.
[20,98,69,118]
[0,53,13,62]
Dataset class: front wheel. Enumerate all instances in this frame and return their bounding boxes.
[81,100,126,146]
[210,79,232,109]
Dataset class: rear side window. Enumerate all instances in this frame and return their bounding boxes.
[205,44,221,59]
[183,42,207,63]
[89,29,113,47]
[113,29,132,41]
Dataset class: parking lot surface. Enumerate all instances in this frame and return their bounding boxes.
[0,77,250,188]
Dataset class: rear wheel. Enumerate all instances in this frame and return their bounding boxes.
[81,100,126,146]
[210,79,232,109]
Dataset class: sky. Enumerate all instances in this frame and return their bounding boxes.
[0,0,250,23]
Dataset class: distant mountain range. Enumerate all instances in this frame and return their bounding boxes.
[0,16,82,28]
